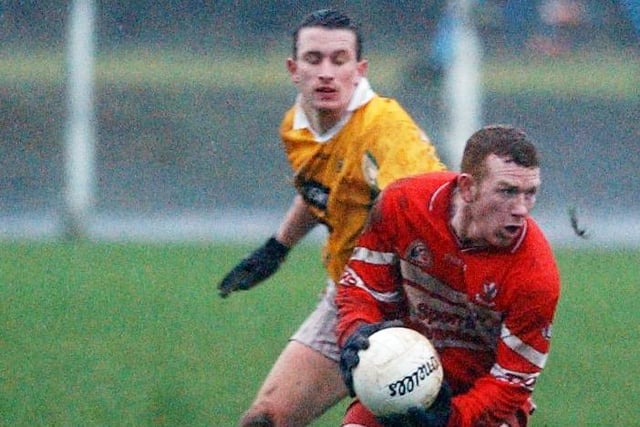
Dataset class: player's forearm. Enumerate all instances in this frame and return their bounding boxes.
[448,376,531,426]
[335,282,387,346]
[274,194,318,248]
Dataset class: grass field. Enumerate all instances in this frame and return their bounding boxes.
[0,241,637,426]
[1,41,638,425]
[2,48,639,100]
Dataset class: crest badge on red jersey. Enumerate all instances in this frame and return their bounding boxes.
[475,281,498,307]
[405,240,432,268]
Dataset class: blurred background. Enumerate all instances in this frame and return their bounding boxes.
[1,0,639,246]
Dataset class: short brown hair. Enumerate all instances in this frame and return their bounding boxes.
[461,125,539,180]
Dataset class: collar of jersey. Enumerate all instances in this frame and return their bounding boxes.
[292,78,375,143]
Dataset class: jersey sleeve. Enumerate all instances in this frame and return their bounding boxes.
[335,189,406,345]
[448,248,561,426]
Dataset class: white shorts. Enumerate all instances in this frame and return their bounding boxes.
[290,280,340,363]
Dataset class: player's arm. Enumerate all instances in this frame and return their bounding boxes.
[335,190,409,393]
[217,195,318,298]
[335,191,405,343]
[274,194,318,247]
[448,269,560,425]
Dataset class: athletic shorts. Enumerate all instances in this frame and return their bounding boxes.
[290,279,341,363]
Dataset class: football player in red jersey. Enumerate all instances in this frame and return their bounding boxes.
[337,125,561,427]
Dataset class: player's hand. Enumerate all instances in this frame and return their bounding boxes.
[217,237,290,298]
[339,320,403,397]
[376,382,452,427]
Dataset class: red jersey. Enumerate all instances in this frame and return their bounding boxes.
[336,172,561,426]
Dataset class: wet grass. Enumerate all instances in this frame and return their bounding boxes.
[0,242,638,425]
[1,47,638,99]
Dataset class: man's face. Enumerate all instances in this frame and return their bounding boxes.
[287,26,367,117]
[467,154,541,248]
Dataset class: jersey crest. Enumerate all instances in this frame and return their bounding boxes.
[405,240,433,268]
[362,150,380,192]
[475,281,498,307]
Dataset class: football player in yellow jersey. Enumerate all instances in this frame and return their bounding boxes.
[218,8,446,426]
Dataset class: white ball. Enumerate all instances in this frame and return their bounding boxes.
[352,327,443,416]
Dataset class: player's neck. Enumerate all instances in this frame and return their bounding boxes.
[307,107,343,135]
[450,191,483,248]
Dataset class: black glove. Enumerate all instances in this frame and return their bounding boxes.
[376,382,452,427]
[217,237,290,298]
[339,320,403,397]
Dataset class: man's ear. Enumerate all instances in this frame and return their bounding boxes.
[286,58,299,83]
[356,59,368,80]
[457,174,476,203]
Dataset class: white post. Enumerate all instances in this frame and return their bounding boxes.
[63,0,96,238]
[443,0,482,170]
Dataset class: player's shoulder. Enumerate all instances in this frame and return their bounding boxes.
[279,105,297,130]
[522,218,554,252]
[514,219,561,285]
[382,171,457,203]
[368,94,402,107]
[388,171,456,190]
[361,95,411,120]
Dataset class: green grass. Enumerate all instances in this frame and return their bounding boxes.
[0,242,638,426]
[2,48,638,99]
[482,51,640,100]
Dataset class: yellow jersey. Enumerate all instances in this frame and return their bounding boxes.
[280,93,445,282]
